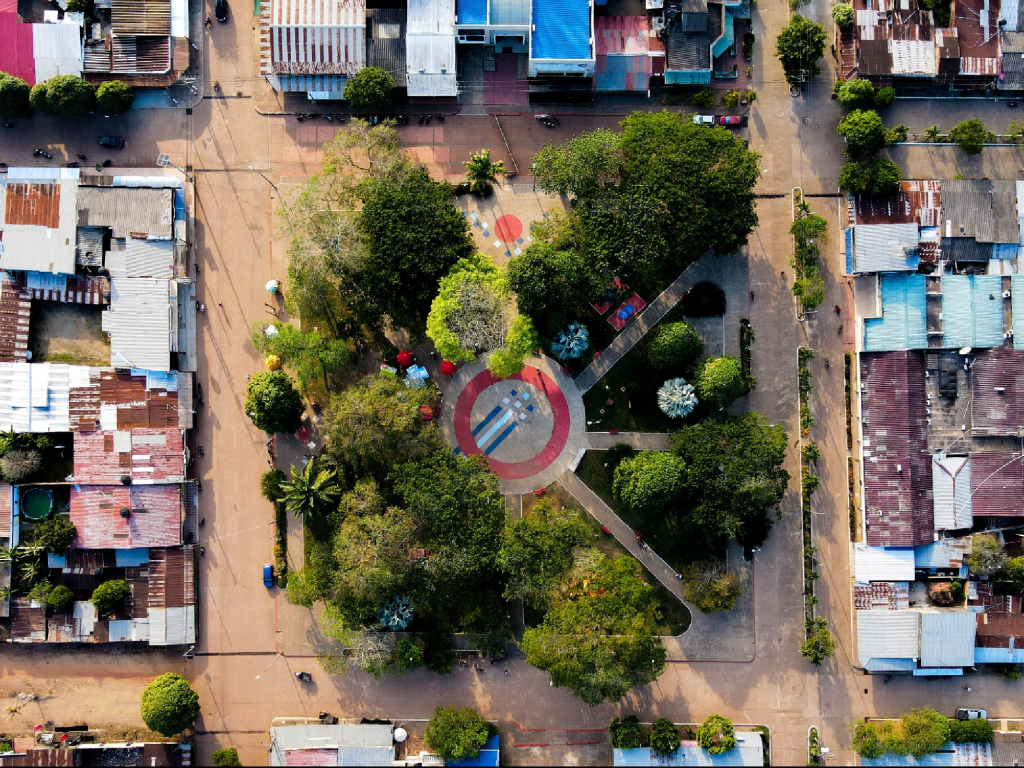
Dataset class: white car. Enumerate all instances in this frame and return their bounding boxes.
[956,708,988,720]
[692,114,715,125]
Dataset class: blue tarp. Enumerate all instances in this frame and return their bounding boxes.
[448,735,500,767]
[531,0,590,60]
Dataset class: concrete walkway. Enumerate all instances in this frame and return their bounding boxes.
[585,432,672,450]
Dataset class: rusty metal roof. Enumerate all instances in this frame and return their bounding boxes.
[72,428,186,484]
[3,182,60,228]
[854,581,910,610]
[971,347,1024,437]
[111,0,170,35]
[10,598,45,641]
[0,282,32,364]
[854,180,942,227]
[861,350,935,546]
[969,451,1024,516]
[69,484,182,549]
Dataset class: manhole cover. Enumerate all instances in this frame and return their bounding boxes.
[803,116,810,124]
[775,108,786,117]
[814,123,820,130]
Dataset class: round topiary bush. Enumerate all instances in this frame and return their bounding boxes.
[613,451,686,513]
[695,356,745,409]
[647,321,704,370]
[141,673,201,737]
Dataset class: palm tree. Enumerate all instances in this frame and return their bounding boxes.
[923,125,942,143]
[463,149,505,195]
[281,459,342,524]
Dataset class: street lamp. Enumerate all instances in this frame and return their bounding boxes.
[156,153,192,180]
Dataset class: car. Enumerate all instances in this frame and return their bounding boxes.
[692,114,715,125]
[956,708,987,721]
[98,136,124,149]
[719,115,743,126]
[215,0,228,22]
[262,563,274,587]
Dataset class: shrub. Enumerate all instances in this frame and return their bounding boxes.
[260,469,287,502]
[836,78,875,109]
[801,618,837,665]
[948,718,993,744]
[343,67,394,110]
[650,718,681,756]
[31,515,77,553]
[695,356,746,408]
[852,722,884,759]
[141,673,201,737]
[609,715,643,749]
[0,449,42,482]
[901,708,950,759]
[91,579,130,616]
[948,118,994,154]
[27,579,52,604]
[425,707,492,762]
[722,90,742,108]
[838,159,902,195]
[396,638,424,671]
[613,451,686,513]
[874,86,896,107]
[0,73,31,120]
[46,585,75,611]
[211,747,242,767]
[832,2,855,28]
[648,321,704,370]
[96,80,134,115]
[1005,555,1024,591]
[690,89,715,108]
[696,715,737,755]
[838,109,889,158]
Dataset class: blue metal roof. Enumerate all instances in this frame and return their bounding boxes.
[457,0,488,24]
[665,69,712,84]
[531,0,591,60]
[941,274,1004,349]
[1014,275,1024,350]
[864,274,928,352]
[115,548,150,567]
[449,736,500,767]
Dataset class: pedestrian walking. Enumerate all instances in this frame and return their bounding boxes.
[198,445,204,456]
[245,374,251,381]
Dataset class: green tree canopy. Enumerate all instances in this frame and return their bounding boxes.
[875,86,897,107]
[521,551,667,705]
[901,708,951,759]
[250,322,350,390]
[96,80,134,115]
[696,715,737,755]
[497,499,590,608]
[31,515,77,554]
[613,451,687,514]
[425,707,492,761]
[1004,555,1024,592]
[281,458,343,526]
[968,533,1006,576]
[837,109,890,158]
[532,129,622,199]
[695,356,745,408]
[839,158,903,195]
[43,75,96,117]
[486,314,538,379]
[801,617,837,665]
[140,673,201,737]
[0,73,31,119]
[46,584,75,611]
[463,149,505,195]
[244,371,305,434]
[648,323,704,372]
[211,747,242,767]
[832,2,855,28]
[609,716,643,749]
[775,15,827,83]
[29,82,50,113]
[949,718,994,744]
[91,579,130,616]
[324,376,440,479]
[650,719,682,756]
[331,505,417,612]
[670,414,790,551]
[835,78,875,109]
[681,561,743,613]
[948,117,994,155]
[426,253,511,363]
[506,241,606,337]
[343,67,394,109]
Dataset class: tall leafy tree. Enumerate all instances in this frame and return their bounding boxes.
[426,253,512,363]
[496,500,589,608]
[775,15,827,84]
[507,241,606,337]
[948,117,995,155]
[96,80,134,115]
[837,109,890,158]
[694,356,746,408]
[0,73,31,119]
[425,707,492,762]
[521,551,666,706]
[839,158,903,195]
[140,673,201,737]
[613,451,687,514]
[532,129,622,199]
[281,458,343,524]
[343,67,394,109]
[244,371,305,434]
[332,506,417,612]
[43,75,96,117]
[250,322,350,390]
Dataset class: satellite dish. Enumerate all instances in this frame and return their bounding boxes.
[394,728,408,743]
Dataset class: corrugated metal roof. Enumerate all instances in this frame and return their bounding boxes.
[269,0,365,75]
[1,173,79,272]
[968,451,1024,516]
[102,278,173,371]
[457,0,487,24]
[1014,275,1024,351]
[490,0,530,26]
[0,362,80,433]
[111,0,170,35]
[891,38,936,75]
[407,0,457,96]
[4,181,61,229]
[861,350,934,546]
[941,179,1017,244]
[32,22,84,80]
[0,483,10,539]
[595,15,664,55]
[941,274,1004,349]
[75,226,105,268]
[851,223,921,273]
[857,610,920,666]
[611,735,764,767]
[271,725,395,768]
[915,537,972,569]
[920,610,976,667]
[531,0,591,60]
[77,186,173,239]
[863,274,928,352]
[854,544,916,583]
[931,455,972,530]
[10,598,46,641]
[366,8,406,87]
[853,179,941,227]
[855,580,911,610]
[70,484,182,548]
[72,428,185,484]
[0,282,32,364]
[970,347,1024,437]
[0,13,38,86]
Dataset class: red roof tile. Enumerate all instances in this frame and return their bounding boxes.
[861,351,934,546]
[70,484,181,549]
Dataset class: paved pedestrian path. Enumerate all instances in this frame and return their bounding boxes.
[585,432,671,450]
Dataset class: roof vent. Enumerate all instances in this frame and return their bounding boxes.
[896,464,903,473]
[995,386,1006,392]
[119,506,131,519]
[120,474,131,485]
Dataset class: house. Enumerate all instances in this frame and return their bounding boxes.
[663,0,750,85]
[259,0,366,97]
[528,0,595,78]
[82,0,192,86]
[612,732,764,767]
[0,12,83,87]
[72,428,186,484]
[0,168,80,275]
[859,742,992,766]
[0,740,190,765]
[269,723,397,766]
[407,0,458,98]
[857,608,977,675]
[594,16,666,92]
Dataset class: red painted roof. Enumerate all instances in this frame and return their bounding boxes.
[860,350,934,546]
[970,452,1024,516]
[70,484,182,549]
[0,14,35,85]
[73,428,185,484]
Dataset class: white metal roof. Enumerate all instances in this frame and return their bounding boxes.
[0,169,80,275]
[932,456,973,531]
[854,544,916,583]
[857,610,920,667]
[891,39,936,76]
[102,278,174,371]
[407,0,457,96]
[32,21,84,80]
[0,362,89,433]
[920,610,977,668]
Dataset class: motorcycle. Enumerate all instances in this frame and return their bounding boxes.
[295,671,313,682]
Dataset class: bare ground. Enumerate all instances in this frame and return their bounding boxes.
[28,303,109,366]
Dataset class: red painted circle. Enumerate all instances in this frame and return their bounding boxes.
[494,214,523,243]
[453,366,570,480]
